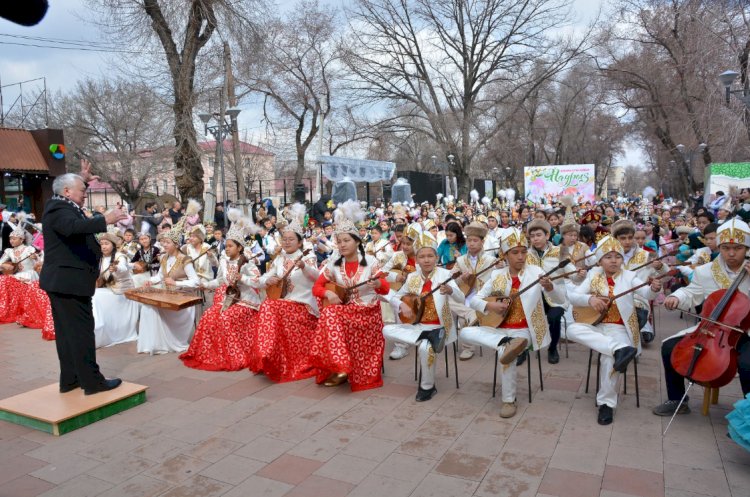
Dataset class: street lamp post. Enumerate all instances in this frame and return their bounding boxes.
[199,107,241,208]
[719,70,750,107]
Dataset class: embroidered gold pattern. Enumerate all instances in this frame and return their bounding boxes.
[427,345,435,367]
[628,311,640,347]
[421,294,439,323]
[711,259,732,289]
[530,302,546,347]
[491,273,509,295]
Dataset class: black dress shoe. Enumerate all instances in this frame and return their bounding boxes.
[59,382,80,393]
[415,386,437,402]
[84,378,122,396]
[516,350,527,366]
[598,405,614,425]
[641,331,655,344]
[427,327,446,354]
[612,346,637,373]
[548,348,560,364]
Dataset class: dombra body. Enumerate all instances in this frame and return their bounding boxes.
[265,248,312,300]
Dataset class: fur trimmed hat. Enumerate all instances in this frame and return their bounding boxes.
[464,222,488,240]
[526,219,551,235]
[610,219,636,238]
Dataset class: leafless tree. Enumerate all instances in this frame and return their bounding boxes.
[342,0,589,198]
[50,77,173,204]
[85,0,266,201]
[235,0,339,188]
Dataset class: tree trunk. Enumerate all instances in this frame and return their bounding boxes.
[173,97,204,201]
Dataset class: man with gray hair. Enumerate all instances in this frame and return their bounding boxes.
[40,160,128,395]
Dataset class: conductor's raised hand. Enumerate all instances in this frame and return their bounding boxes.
[79,158,100,184]
[104,207,128,225]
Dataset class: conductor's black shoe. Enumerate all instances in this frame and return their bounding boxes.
[415,386,437,402]
[427,327,446,354]
[84,378,122,396]
[652,400,691,416]
[612,346,637,373]
[548,348,560,364]
[597,405,614,425]
[516,350,528,366]
[641,331,655,344]
[59,382,80,393]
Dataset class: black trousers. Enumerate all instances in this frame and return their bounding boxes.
[48,292,105,390]
[544,301,564,353]
[661,334,750,401]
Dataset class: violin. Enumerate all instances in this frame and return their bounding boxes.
[670,268,750,388]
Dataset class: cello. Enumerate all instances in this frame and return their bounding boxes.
[664,266,750,434]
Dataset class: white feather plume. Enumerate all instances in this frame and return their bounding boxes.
[436,193,443,203]
[289,203,307,225]
[185,198,201,217]
[498,190,506,199]
[482,196,491,205]
[470,190,479,202]
[445,195,454,205]
[226,207,243,224]
[505,189,516,203]
[428,211,437,219]
[560,194,576,208]
[643,186,657,201]
[375,208,384,217]
[410,208,421,219]
[334,199,365,225]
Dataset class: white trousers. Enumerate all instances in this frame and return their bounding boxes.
[452,301,478,352]
[460,326,531,403]
[566,322,632,408]
[383,323,442,390]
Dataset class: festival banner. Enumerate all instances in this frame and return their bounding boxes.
[523,164,596,203]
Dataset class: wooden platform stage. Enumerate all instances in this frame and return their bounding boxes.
[0,382,147,436]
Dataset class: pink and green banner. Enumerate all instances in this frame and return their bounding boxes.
[523,164,596,203]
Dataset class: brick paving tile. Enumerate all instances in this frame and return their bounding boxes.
[283,475,354,497]
[398,432,456,460]
[537,467,602,497]
[434,450,493,481]
[30,455,102,485]
[34,475,112,497]
[474,470,541,497]
[129,436,191,463]
[663,441,724,471]
[602,465,664,497]
[373,453,435,484]
[606,444,664,474]
[0,455,51,486]
[346,473,417,497]
[410,472,479,497]
[157,475,233,497]
[233,435,295,462]
[142,454,211,484]
[313,453,379,485]
[198,454,264,485]
[95,475,170,497]
[220,475,292,497]
[341,435,400,462]
[549,440,609,476]
[85,453,157,485]
[287,434,352,462]
[0,475,55,497]
[180,437,244,464]
[255,454,323,485]
[664,463,732,497]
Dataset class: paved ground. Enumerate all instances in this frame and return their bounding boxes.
[0,308,748,497]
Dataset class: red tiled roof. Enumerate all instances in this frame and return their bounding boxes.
[0,128,49,172]
[199,140,274,157]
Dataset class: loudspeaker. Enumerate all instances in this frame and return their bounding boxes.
[293,183,306,203]
[382,183,391,203]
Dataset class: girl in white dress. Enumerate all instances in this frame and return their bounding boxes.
[92,228,139,347]
[137,224,200,354]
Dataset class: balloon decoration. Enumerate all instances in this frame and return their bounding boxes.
[49,144,65,160]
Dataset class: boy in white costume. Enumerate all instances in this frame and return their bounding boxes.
[383,226,464,402]
[566,235,663,425]
[463,228,564,418]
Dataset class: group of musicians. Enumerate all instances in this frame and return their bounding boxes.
[1,192,749,429]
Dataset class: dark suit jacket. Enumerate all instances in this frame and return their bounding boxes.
[40,199,107,297]
[0,221,11,251]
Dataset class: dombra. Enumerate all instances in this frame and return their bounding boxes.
[265,248,312,300]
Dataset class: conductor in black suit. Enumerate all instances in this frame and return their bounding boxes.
[40,161,128,395]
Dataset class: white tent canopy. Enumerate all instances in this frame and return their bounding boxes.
[318,155,395,183]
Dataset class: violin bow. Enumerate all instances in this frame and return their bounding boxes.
[496,258,571,303]
[669,307,745,334]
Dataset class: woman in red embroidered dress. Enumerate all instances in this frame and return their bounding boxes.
[250,203,320,382]
[310,200,389,391]
[18,257,55,340]
[0,226,39,323]
[180,211,262,371]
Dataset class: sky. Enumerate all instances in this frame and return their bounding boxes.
[0,0,646,168]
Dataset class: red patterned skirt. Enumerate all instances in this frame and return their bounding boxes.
[249,299,318,383]
[18,281,49,329]
[310,303,384,392]
[180,286,257,371]
[0,275,29,324]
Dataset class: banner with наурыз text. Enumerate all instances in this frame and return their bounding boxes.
[523,164,596,204]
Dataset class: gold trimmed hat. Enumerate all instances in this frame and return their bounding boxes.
[334,200,366,238]
[414,229,438,253]
[717,218,750,248]
[500,228,528,254]
[593,235,625,263]
[404,222,422,241]
[188,223,207,241]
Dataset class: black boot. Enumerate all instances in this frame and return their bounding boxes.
[612,346,637,373]
[416,386,437,402]
[598,405,614,425]
[548,348,560,364]
[422,327,446,354]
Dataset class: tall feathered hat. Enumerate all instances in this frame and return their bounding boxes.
[334,200,366,238]
[717,186,738,214]
[641,186,657,217]
[559,194,578,235]
[283,203,306,237]
[225,208,259,247]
